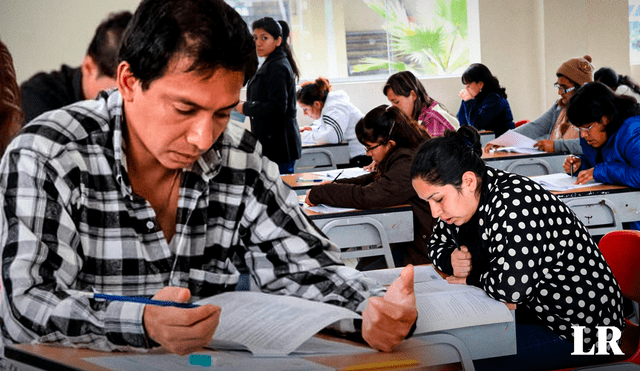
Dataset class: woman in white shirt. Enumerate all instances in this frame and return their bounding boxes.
[297,77,370,167]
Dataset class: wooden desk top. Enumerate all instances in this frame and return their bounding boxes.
[482,150,567,160]
[5,338,463,371]
[297,195,412,219]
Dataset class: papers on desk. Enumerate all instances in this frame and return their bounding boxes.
[314,167,369,180]
[194,291,362,357]
[532,173,602,191]
[363,265,444,286]
[488,130,544,154]
[307,204,357,213]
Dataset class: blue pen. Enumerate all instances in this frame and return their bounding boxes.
[82,292,198,308]
[297,177,323,183]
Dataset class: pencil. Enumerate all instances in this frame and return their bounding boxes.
[81,292,198,308]
[331,170,344,183]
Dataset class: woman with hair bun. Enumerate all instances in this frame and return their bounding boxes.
[457,63,515,137]
[296,77,370,167]
[306,105,434,270]
[410,125,624,370]
[236,17,301,174]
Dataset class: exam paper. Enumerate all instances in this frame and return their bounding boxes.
[363,265,444,286]
[488,130,544,154]
[413,281,513,334]
[314,168,369,180]
[307,204,357,213]
[195,292,361,357]
[531,173,602,191]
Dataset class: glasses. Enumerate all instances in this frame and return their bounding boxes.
[365,142,385,152]
[554,83,577,94]
[572,123,597,132]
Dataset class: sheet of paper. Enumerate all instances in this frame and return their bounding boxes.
[307,204,357,213]
[313,168,369,180]
[363,266,444,286]
[413,283,513,334]
[290,337,376,356]
[488,130,543,154]
[531,173,602,191]
[85,351,334,371]
[195,292,361,357]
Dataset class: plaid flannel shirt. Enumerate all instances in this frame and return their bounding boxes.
[0,90,382,351]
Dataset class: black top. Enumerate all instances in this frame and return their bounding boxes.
[243,48,301,164]
[20,65,84,123]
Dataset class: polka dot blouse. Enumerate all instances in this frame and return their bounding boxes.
[428,168,625,348]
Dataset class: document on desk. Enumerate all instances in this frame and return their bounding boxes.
[314,167,369,180]
[307,204,357,213]
[363,265,444,286]
[413,281,513,334]
[194,292,362,357]
[488,130,544,154]
[531,173,602,191]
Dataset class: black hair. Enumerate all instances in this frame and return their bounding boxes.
[594,67,640,99]
[383,71,435,121]
[252,17,300,80]
[566,82,640,139]
[118,0,258,91]
[461,63,507,101]
[86,11,133,79]
[0,37,22,156]
[355,105,430,151]
[296,77,331,105]
[410,126,485,192]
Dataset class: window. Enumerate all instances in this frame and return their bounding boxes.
[225,0,480,81]
[630,0,640,64]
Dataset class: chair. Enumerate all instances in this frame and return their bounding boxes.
[555,230,640,370]
[294,148,338,173]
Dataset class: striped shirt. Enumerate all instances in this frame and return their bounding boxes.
[0,90,383,351]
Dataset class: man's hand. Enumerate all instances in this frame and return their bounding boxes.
[533,139,555,153]
[362,265,418,352]
[451,245,472,278]
[143,287,221,355]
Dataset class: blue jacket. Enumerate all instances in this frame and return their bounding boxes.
[457,92,515,137]
[579,115,640,188]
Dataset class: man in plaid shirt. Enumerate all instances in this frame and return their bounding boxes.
[0,0,416,355]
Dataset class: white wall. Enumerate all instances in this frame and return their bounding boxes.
[0,0,633,129]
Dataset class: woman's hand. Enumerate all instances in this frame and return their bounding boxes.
[563,155,581,176]
[363,160,377,172]
[300,126,312,132]
[459,89,473,101]
[575,168,595,185]
[451,245,472,278]
[234,101,244,114]
[533,139,555,153]
[304,190,316,206]
[484,143,502,152]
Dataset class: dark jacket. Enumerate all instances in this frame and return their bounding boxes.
[457,92,515,137]
[243,48,301,164]
[20,65,84,123]
[307,147,435,265]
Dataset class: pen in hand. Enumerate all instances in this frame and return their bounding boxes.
[331,170,344,183]
[80,292,198,308]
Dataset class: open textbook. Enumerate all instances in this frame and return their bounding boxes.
[197,267,512,356]
[487,130,544,154]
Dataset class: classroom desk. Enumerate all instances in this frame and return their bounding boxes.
[479,130,495,147]
[550,183,640,236]
[483,150,567,176]
[296,142,351,172]
[3,337,468,371]
[282,172,329,195]
[302,197,414,269]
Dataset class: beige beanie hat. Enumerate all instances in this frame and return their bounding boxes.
[556,55,594,87]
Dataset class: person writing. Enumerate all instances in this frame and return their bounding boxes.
[384,70,458,137]
[456,63,515,137]
[0,0,416,356]
[486,55,594,154]
[296,77,370,167]
[235,17,301,174]
[563,81,640,230]
[410,126,625,370]
[20,11,132,123]
[305,105,434,270]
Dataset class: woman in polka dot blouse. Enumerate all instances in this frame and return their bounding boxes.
[410,126,625,370]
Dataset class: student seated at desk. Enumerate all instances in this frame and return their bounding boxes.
[305,105,435,270]
[410,126,625,371]
[384,71,459,137]
[456,63,515,137]
[486,55,594,154]
[595,66,640,103]
[296,77,370,167]
[0,0,417,356]
[564,81,640,230]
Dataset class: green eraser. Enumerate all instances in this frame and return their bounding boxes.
[189,354,212,367]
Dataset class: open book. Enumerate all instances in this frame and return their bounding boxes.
[487,130,544,154]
